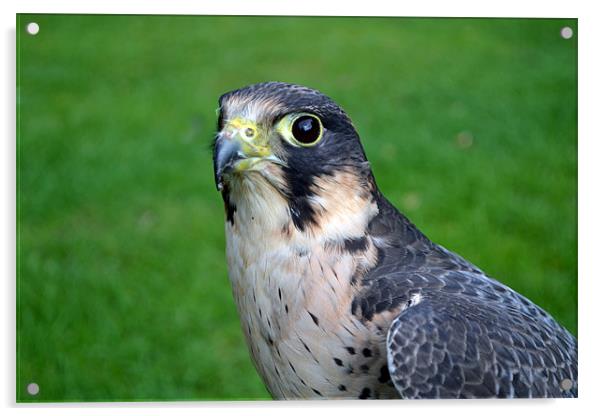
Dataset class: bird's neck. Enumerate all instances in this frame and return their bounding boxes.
[223,168,380,249]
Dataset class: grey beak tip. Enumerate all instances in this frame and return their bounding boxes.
[213,135,242,192]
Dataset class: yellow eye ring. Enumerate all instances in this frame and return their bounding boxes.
[277,113,323,147]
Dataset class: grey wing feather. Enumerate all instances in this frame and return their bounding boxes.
[385,276,578,399]
[355,196,577,398]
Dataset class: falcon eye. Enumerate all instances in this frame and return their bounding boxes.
[275,112,324,147]
[290,114,323,146]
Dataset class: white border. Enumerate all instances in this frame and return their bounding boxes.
[3,1,601,415]
[3,0,584,17]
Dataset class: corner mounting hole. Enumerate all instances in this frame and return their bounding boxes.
[26,22,40,35]
[560,378,573,391]
[560,26,573,39]
[27,382,39,396]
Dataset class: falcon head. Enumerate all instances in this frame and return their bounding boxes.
[213,82,378,235]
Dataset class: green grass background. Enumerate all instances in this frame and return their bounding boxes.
[17,15,577,402]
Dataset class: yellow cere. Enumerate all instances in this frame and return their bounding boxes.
[224,117,272,159]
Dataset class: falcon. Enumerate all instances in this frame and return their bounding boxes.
[212,82,577,399]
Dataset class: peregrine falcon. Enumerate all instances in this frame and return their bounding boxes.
[212,82,577,399]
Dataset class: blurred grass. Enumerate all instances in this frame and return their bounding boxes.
[16,15,577,402]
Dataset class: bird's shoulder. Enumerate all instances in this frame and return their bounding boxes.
[351,195,577,398]
[352,194,572,336]
[350,194,484,321]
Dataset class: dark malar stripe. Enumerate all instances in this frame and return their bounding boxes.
[221,186,237,225]
[283,164,323,232]
[289,199,317,232]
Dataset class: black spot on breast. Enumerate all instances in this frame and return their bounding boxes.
[300,339,313,356]
[312,388,323,397]
[338,384,347,391]
[351,299,359,315]
[343,236,368,253]
[359,387,371,399]
[378,364,391,383]
[342,325,355,336]
[285,304,289,313]
[278,288,282,300]
[268,336,274,345]
[360,364,370,372]
[289,361,297,374]
[333,358,343,366]
[308,311,319,326]
[346,347,356,355]
[362,348,372,357]
[297,247,309,257]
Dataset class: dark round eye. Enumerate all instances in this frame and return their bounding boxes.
[291,115,322,145]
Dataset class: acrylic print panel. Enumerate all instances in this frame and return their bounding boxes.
[16,14,577,402]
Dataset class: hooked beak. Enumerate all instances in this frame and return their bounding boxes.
[213,118,283,191]
[213,135,244,191]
